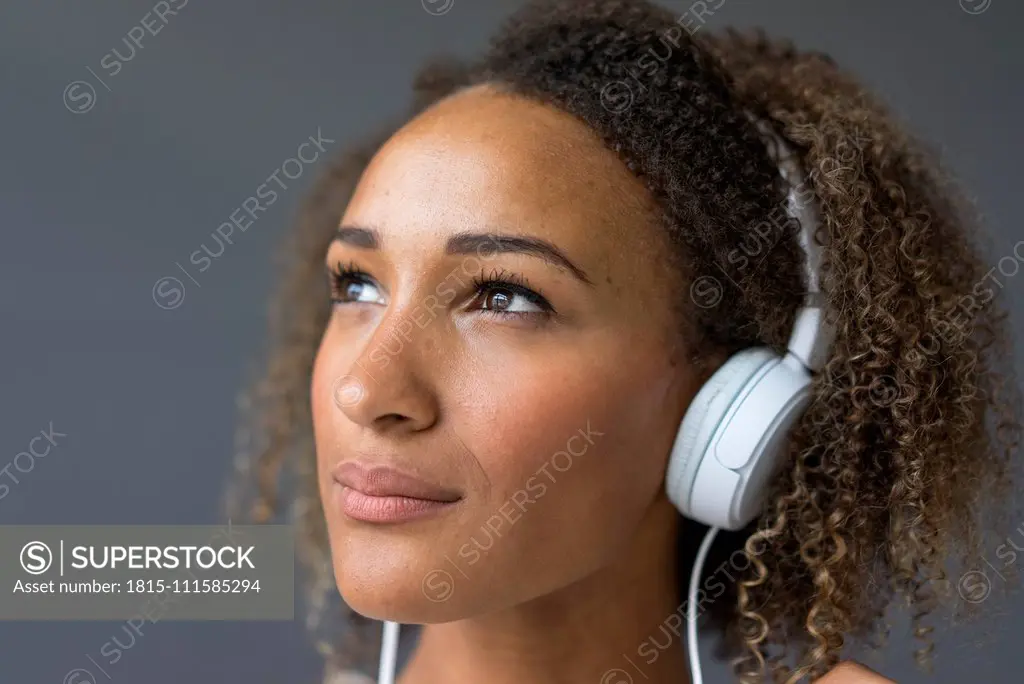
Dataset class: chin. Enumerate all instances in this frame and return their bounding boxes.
[330,542,489,624]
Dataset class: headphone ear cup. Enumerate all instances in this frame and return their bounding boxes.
[665,348,778,516]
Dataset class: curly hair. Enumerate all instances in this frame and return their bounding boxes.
[225,1,1023,682]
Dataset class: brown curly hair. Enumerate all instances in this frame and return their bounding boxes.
[225,1,1023,681]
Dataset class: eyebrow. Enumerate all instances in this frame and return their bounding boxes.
[334,226,379,249]
[332,226,593,285]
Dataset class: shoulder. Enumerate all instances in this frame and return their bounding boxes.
[816,661,895,683]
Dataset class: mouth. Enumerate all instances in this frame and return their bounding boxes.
[330,461,463,524]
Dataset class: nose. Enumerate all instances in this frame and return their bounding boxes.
[331,308,441,435]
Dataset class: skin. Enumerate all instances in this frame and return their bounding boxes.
[310,84,891,684]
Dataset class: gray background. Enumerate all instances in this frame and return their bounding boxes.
[1,0,1021,682]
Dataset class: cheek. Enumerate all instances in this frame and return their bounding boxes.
[311,343,331,453]
[451,335,680,581]
[311,334,347,506]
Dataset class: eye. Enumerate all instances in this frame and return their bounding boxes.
[470,269,553,320]
[479,286,544,314]
[328,262,386,305]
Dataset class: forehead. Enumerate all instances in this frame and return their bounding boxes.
[342,84,665,265]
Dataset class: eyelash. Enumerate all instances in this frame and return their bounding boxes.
[470,268,554,319]
[326,262,554,319]
[328,260,375,303]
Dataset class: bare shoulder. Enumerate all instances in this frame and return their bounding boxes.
[816,661,895,683]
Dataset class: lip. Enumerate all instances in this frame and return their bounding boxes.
[331,461,462,523]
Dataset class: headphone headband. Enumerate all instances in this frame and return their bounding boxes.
[750,116,835,372]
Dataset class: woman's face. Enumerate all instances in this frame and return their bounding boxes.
[311,84,703,623]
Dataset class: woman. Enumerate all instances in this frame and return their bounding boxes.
[227,1,1021,682]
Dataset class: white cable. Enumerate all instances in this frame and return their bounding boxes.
[687,525,719,684]
[377,620,400,684]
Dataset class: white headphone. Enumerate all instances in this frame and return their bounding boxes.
[372,120,833,684]
[666,117,834,532]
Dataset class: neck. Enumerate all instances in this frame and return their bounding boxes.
[395,496,690,684]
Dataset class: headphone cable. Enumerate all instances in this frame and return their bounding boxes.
[688,525,719,684]
[378,619,400,684]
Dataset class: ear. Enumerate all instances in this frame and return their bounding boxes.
[687,346,730,386]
